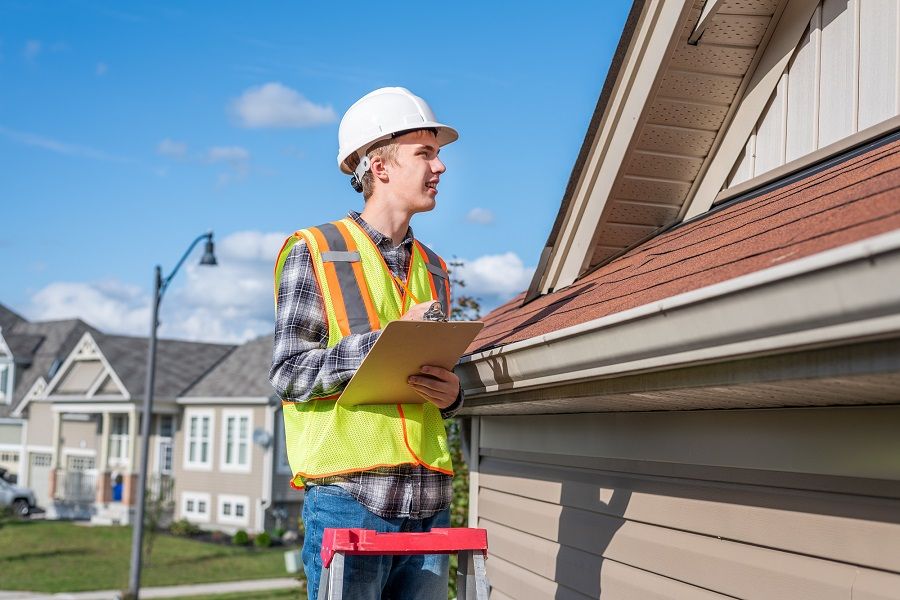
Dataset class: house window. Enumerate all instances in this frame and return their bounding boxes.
[108,415,129,466]
[0,451,18,463]
[220,410,251,472]
[67,455,95,471]
[184,410,214,470]
[182,491,210,523]
[217,494,249,526]
[158,415,174,438]
[0,363,9,401]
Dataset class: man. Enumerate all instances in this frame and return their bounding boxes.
[270,87,462,599]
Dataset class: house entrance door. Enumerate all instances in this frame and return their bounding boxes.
[28,452,51,508]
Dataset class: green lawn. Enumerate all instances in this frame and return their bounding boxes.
[0,520,304,593]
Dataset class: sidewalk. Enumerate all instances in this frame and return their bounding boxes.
[0,577,302,600]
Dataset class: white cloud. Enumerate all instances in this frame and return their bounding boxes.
[230,83,336,128]
[156,138,188,158]
[23,40,41,61]
[207,145,250,163]
[450,252,534,312]
[207,146,251,186]
[29,280,151,336]
[0,125,131,163]
[96,62,108,76]
[465,208,495,225]
[25,230,287,344]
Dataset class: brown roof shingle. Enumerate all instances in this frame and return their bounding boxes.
[469,137,900,354]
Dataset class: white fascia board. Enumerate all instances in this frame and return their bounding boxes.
[458,229,900,397]
[51,403,135,414]
[541,0,693,294]
[176,396,270,405]
[11,377,47,418]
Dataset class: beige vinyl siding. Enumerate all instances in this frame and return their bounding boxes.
[476,407,900,599]
[60,418,98,453]
[728,0,900,187]
[172,404,267,531]
[25,402,53,447]
[0,422,21,445]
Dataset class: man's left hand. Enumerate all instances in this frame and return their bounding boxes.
[407,365,459,409]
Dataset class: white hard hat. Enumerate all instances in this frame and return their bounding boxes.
[337,87,458,182]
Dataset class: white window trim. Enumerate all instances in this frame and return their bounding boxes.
[181,491,211,523]
[219,409,252,473]
[183,408,214,472]
[0,359,13,404]
[108,414,130,468]
[217,493,250,527]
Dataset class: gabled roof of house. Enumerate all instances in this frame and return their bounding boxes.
[91,333,236,401]
[528,0,828,297]
[468,135,900,355]
[181,334,274,399]
[0,304,26,334]
[1,317,98,417]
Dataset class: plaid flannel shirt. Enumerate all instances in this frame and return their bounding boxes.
[270,211,462,519]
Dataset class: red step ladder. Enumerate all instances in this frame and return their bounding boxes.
[318,527,489,599]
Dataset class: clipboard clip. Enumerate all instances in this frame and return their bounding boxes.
[423,301,448,322]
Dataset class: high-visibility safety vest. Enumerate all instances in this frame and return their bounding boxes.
[273,217,454,487]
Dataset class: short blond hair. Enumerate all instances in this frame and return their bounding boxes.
[360,139,400,200]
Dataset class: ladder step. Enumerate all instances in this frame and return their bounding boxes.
[320,527,488,567]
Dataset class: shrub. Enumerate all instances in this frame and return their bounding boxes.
[170,518,201,537]
[274,526,286,539]
[254,531,272,548]
[232,529,250,546]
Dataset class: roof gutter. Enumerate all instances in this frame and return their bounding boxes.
[458,229,900,398]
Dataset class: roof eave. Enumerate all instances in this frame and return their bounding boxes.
[458,229,900,410]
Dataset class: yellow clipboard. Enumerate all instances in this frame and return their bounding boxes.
[337,320,484,406]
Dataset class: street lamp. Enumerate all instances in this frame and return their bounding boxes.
[127,232,217,599]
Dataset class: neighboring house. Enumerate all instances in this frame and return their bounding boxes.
[0,304,96,503]
[456,1,900,598]
[12,326,235,523]
[174,333,300,534]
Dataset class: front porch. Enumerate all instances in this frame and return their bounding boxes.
[45,407,175,525]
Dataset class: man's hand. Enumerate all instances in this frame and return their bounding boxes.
[407,365,459,410]
[399,301,437,321]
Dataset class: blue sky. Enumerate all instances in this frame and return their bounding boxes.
[1,1,631,342]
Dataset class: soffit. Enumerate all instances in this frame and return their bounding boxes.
[587,0,783,268]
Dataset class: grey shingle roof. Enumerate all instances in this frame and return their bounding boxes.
[0,304,26,334]
[1,318,98,418]
[183,334,274,398]
[94,333,236,400]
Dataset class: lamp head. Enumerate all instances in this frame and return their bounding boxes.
[200,233,217,266]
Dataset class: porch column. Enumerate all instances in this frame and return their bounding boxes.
[97,412,112,503]
[123,409,139,505]
[48,410,62,498]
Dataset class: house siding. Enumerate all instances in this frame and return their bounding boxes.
[60,418,98,453]
[475,407,900,599]
[0,422,21,445]
[172,404,268,532]
[25,402,53,447]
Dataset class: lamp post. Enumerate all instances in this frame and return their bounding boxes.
[128,232,217,599]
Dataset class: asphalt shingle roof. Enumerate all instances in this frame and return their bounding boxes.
[0,315,98,417]
[0,304,26,334]
[469,136,900,354]
[182,334,274,398]
[93,333,236,400]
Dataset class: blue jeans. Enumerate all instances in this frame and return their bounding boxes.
[302,484,450,600]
